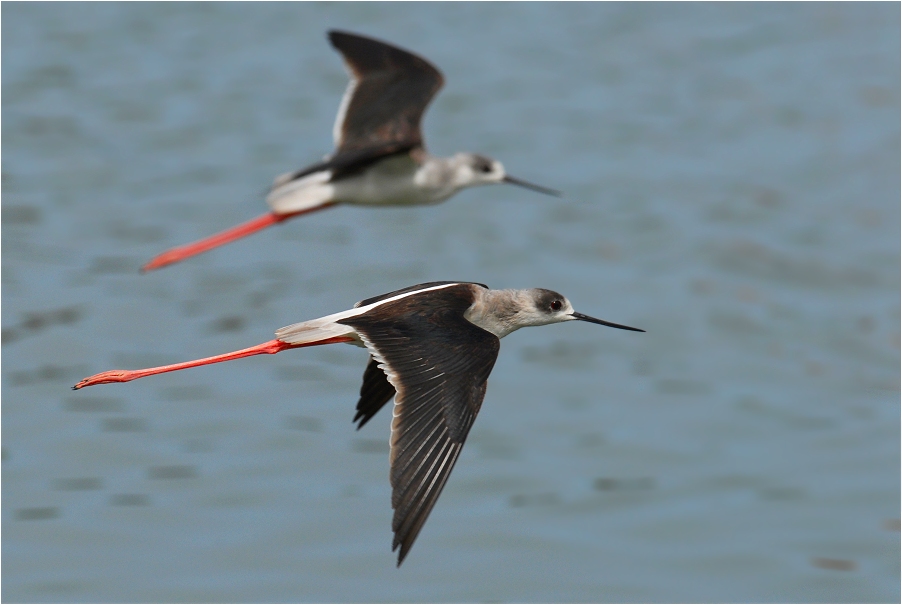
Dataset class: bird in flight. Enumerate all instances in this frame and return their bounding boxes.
[142,31,560,272]
[73,282,642,565]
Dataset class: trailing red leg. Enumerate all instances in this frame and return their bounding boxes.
[72,336,354,389]
[141,203,337,272]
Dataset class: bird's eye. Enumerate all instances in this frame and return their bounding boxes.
[550,300,563,311]
[479,163,493,173]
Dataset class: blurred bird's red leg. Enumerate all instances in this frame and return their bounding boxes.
[141,203,337,272]
[72,336,353,390]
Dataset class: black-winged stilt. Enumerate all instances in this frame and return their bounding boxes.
[142,32,560,272]
[73,281,641,564]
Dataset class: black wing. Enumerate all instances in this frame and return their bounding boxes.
[274,145,414,186]
[328,30,444,155]
[354,356,396,430]
[338,284,500,566]
[354,281,488,309]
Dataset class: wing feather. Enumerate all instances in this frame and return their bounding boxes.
[353,357,395,430]
[328,30,444,154]
[338,284,499,565]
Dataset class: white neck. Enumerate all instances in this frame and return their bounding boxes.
[413,155,461,200]
[463,289,535,338]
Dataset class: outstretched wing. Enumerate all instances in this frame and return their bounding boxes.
[338,284,499,565]
[328,30,444,155]
[353,356,396,430]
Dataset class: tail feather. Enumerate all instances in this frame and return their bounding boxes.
[275,312,362,347]
[266,170,336,214]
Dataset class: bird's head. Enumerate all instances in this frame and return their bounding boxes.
[468,288,645,338]
[523,289,645,332]
[449,153,561,197]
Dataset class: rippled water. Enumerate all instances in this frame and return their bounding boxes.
[3,3,899,602]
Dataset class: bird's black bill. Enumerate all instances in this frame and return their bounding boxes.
[571,312,645,332]
[503,175,562,197]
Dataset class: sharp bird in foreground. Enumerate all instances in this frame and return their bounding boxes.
[74,282,642,564]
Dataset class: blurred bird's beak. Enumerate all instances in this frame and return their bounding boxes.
[503,175,562,197]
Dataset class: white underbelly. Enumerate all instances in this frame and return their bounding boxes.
[266,154,456,213]
[334,156,451,207]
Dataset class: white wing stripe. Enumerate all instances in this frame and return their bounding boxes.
[332,72,358,146]
[275,282,463,345]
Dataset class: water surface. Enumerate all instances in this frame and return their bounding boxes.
[3,3,899,602]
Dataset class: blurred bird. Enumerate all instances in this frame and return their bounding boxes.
[142,31,560,272]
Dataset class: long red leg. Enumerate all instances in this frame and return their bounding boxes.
[72,336,354,390]
[141,203,337,272]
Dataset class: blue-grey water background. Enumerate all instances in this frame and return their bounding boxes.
[3,3,899,602]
